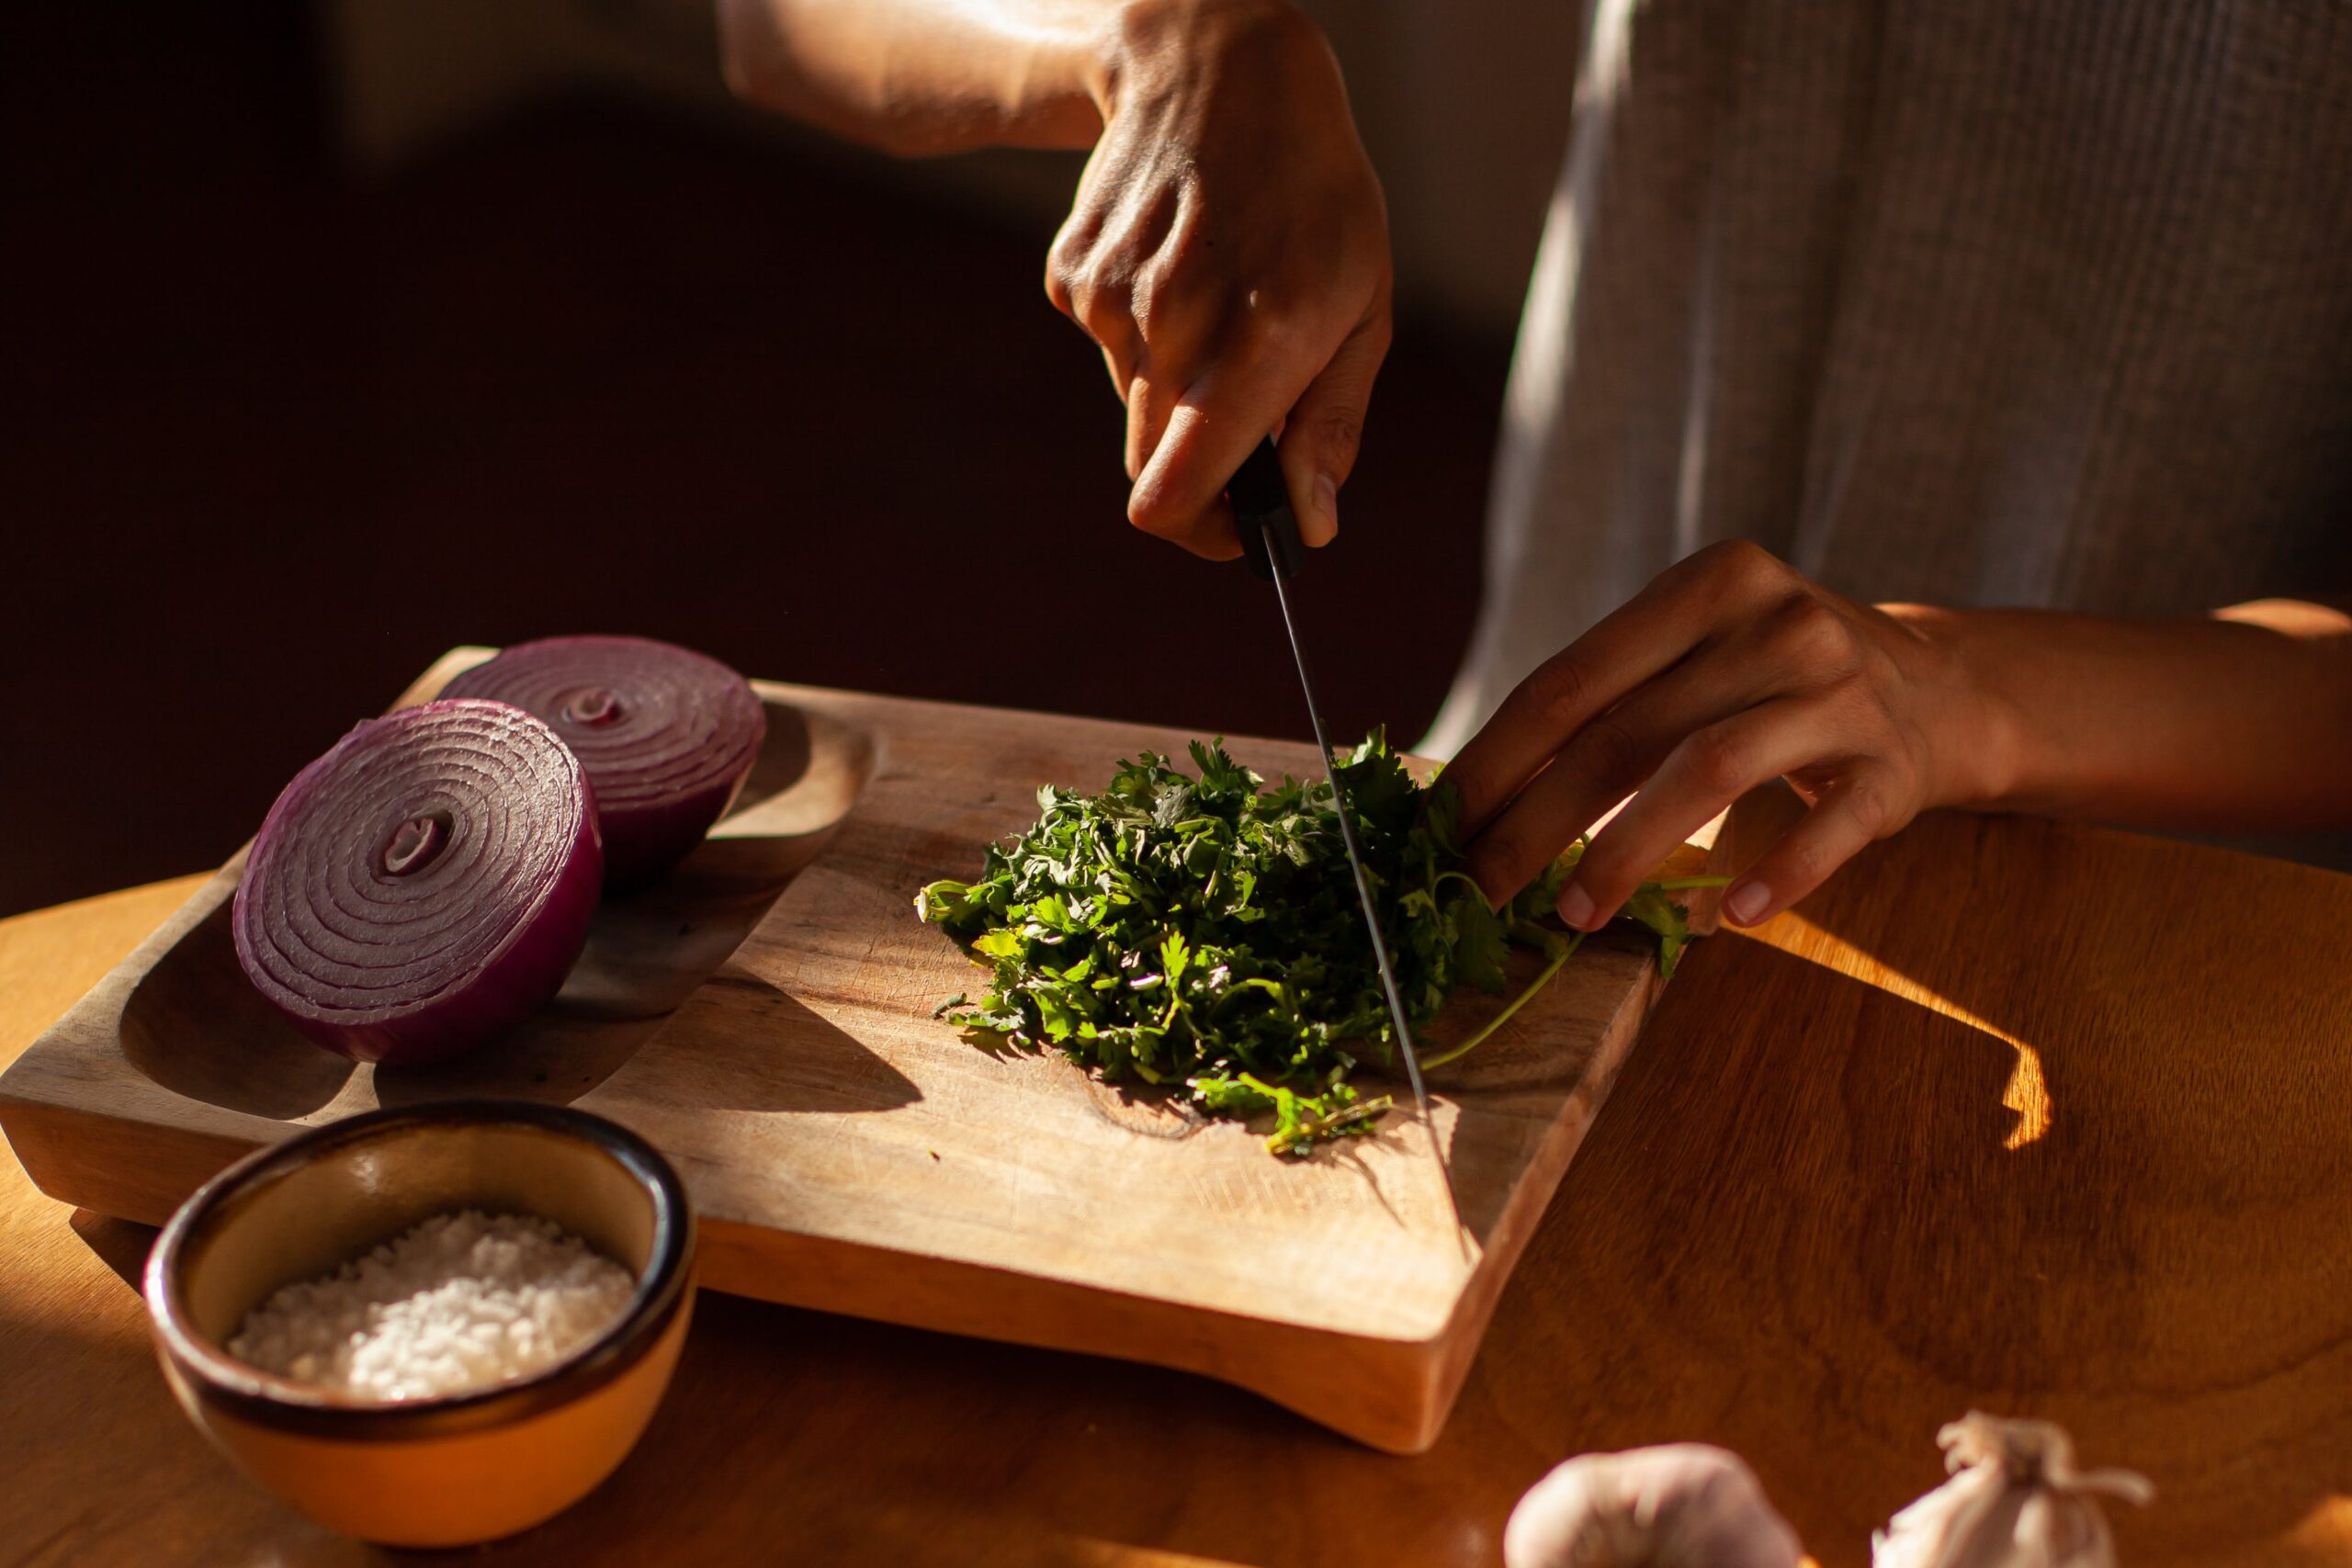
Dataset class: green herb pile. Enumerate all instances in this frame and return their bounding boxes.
[916,733,1719,1156]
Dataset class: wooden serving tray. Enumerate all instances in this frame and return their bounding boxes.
[0,649,1717,1452]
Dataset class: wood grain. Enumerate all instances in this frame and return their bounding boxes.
[4,797,2350,1564]
[0,653,1708,1452]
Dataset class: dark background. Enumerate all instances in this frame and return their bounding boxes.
[0,4,1521,919]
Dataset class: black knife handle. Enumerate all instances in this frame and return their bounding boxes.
[1228,436,1304,581]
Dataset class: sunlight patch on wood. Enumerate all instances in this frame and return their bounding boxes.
[2289,1495,2352,1555]
[1747,911,2052,1149]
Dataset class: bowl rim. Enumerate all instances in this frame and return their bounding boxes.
[143,1099,695,1438]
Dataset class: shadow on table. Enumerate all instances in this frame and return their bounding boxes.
[333,952,2007,1568]
[40,864,2351,1568]
[475,938,2335,1568]
[1477,839,2352,1568]
[70,1209,155,1295]
[1458,937,2078,1558]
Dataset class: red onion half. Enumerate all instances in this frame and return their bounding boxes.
[441,636,767,888]
[232,699,604,1066]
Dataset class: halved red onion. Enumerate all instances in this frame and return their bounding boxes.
[232,699,604,1066]
[441,636,767,888]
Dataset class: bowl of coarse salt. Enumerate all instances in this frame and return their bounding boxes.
[142,1100,695,1548]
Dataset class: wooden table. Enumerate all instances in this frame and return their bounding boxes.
[6,807,2349,1566]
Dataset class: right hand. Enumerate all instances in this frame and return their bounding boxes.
[1051,0,1392,558]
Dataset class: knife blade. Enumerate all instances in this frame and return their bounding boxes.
[1227,437,1464,1241]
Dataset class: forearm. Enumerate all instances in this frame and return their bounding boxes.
[717,0,1135,154]
[1912,600,2352,832]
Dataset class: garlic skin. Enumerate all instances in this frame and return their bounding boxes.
[1505,1443,1806,1568]
[1872,1414,2154,1568]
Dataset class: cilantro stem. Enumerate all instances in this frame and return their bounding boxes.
[1419,929,1584,1071]
[1646,875,1734,891]
[1268,1093,1396,1155]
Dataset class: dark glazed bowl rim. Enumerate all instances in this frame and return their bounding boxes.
[144,1099,695,1439]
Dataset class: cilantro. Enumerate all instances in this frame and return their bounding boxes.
[1622,885,1693,979]
[916,734,1719,1155]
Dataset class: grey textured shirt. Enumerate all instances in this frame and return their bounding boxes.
[1426,0,2352,779]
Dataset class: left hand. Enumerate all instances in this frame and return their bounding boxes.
[1445,541,2012,931]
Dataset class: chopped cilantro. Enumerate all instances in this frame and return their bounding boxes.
[916,733,1719,1155]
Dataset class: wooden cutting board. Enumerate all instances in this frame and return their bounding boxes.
[0,649,1719,1452]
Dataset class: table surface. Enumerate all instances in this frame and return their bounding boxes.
[5,803,2349,1567]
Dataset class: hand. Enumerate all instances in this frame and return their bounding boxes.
[1446,542,2014,931]
[1047,0,1392,558]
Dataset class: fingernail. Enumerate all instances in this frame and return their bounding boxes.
[1308,474,1338,545]
[1556,883,1597,931]
[1724,881,1770,925]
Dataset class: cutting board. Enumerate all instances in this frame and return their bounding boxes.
[0,649,1720,1452]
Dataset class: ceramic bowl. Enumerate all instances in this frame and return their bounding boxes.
[143,1100,695,1547]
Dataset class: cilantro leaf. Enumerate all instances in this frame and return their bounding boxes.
[1450,883,1510,996]
[1622,884,1694,979]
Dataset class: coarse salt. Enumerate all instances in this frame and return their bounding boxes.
[225,1210,636,1401]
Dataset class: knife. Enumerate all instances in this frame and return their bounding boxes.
[1227,437,1464,1241]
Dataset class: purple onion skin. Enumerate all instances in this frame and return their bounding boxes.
[441,636,767,890]
[594,769,751,890]
[232,700,604,1066]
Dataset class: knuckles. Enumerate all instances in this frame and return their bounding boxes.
[1567,714,1648,789]
[1125,484,1192,541]
[1465,829,1543,902]
[1043,251,1080,316]
[1697,537,1788,587]
[1775,829,1827,891]
[1047,179,1385,382]
[1840,768,1905,840]
[1676,723,1754,799]
[1306,403,1364,462]
[1043,213,1099,302]
[1680,537,1795,615]
[1777,591,1839,636]
[1048,260,1131,341]
[1125,474,1232,558]
[1520,651,1597,735]
[1048,244,1328,373]
[1758,592,1858,676]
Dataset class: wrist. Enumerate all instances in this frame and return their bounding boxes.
[1882,604,2035,812]
[1093,0,1318,119]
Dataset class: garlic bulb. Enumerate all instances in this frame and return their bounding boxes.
[1872,1414,2154,1568]
[1504,1444,1805,1568]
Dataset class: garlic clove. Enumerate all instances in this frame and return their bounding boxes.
[1505,1443,1806,1568]
[1871,1414,2153,1568]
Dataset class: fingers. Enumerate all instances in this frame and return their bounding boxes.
[1123,232,1232,481]
[1129,330,1313,559]
[1556,697,1836,931]
[1717,771,1904,926]
[1444,544,1924,935]
[1049,241,1143,400]
[1276,293,1391,547]
[1049,130,1392,558]
[1055,232,1318,558]
[1051,173,1279,555]
[1124,373,1176,483]
[1462,645,1781,905]
[1050,173,1179,433]
[1133,296,1385,553]
[1447,542,1798,838]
